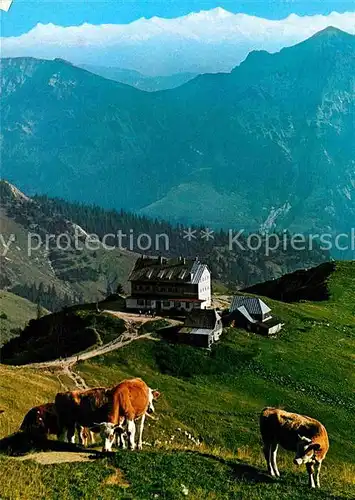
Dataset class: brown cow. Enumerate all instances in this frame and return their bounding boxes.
[20,403,61,439]
[95,378,160,452]
[260,407,329,488]
[55,379,160,452]
[55,387,111,445]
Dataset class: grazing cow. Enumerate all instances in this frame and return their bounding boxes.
[55,387,111,445]
[94,378,160,452]
[260,407,329,488]
[20,403,61,440]
[55,380,160,452]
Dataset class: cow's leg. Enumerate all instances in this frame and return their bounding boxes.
[77,426,85,446]
[127,420,136,450]
[137,414,146,451]
[263,442,275,476]
[306,463,316,488]
[56,426,66,441]
[120,431,126,449]
[115,427,126,449]
[66,425,76,444]
[270,443,280,477]
[314,461,322,488]
[90,431,96,445]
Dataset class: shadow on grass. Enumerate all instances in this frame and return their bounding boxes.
[0,432,103,458]
[173,449,274,484]
[172,450,351,498]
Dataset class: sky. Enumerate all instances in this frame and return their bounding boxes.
[1,0,355,37]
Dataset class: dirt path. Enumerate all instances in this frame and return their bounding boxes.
[25,312,182,383]
[18,314,159,395]
[26,315,167,370]
[15,451,96,465]
[63,364,89,390]
[5,312,183,465]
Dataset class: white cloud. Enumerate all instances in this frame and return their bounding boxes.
[1,8,355,75]
[0,0,13,12]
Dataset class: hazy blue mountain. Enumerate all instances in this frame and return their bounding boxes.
[1,27,354,234]
[77,64,198,91]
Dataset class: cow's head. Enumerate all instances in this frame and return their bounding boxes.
[94,422,121,452]
[293,435,321,465]
[21,408,46,435]
[147,388,160,415]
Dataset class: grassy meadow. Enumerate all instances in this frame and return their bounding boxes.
[0,261,354,499]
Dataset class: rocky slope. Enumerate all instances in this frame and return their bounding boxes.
[0,181,137,308]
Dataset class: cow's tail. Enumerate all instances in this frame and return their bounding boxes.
[259,407,275,442]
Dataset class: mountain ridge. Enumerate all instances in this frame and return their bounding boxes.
[1,29,354,235]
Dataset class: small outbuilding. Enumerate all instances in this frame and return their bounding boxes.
[226,296,283,336]
[179,309,223,348]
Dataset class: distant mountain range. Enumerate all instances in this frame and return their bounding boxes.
[1,27,354,235]
[78,65,198,92]
[2,8,355,74]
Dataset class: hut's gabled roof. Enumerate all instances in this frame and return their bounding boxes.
[230,296,271,316]
[184,309,221,329]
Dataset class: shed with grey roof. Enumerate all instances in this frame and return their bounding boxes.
[230,296,272,322]
[226,295,283,336]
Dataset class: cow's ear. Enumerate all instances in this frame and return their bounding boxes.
[311,443,321,451]
[152,391,161,400]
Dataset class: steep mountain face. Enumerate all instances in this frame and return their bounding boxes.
[1,28,354,234]
[77,65,198,92]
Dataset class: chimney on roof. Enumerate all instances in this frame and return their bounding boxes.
[158,256,163,264]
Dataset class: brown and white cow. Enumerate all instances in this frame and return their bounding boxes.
[260,407,329,488]
[94,378,160,452]
[20,403,61,440]
[55,379,160,452]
